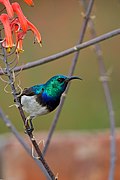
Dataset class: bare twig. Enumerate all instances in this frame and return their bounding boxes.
[1,44,56,180]
[0,28,120,75]
[0,108,55,179]
[0,108,30,153]
[42,0,94,156]
[80,1,116,180]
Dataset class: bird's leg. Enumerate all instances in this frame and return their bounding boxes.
[29,116,34,131]
[25,116,34,134]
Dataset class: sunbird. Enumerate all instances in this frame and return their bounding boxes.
[19,74,82,132]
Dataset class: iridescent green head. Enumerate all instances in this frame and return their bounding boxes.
[44,74,82,98]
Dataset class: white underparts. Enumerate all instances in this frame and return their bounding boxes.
[21,95,49,117]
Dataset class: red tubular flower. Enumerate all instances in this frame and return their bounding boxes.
[0,14,14,49]
[27,20,42,44]
[16,39,23,53]
[0,1,42,53]
[15,31,26,53]
[23,0,34,6]
[0,0,14,18]
[12,2,28,32]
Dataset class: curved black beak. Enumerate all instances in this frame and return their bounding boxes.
[65,76,83,82]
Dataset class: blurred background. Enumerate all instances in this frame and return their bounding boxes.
[0,0,120,179]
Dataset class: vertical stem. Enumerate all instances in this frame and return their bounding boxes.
[81,1,116,180]
[43,0,94,156]
[1,44,56,180]
[0,108,48,175]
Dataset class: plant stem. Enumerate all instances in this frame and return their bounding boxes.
[0,28,120,75]
[43,0,94,156]
[0,108,54,178]
[1,45,56,180]
[81,1,116,179]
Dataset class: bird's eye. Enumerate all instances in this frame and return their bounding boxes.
[57,78,65,83]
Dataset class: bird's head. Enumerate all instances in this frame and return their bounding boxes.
[44,74,82,97]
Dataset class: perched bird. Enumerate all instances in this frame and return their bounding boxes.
[19,74,82,132]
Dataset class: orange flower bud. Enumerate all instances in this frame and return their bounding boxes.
[12,2,28,32]
[27,20,42,44]
[16,39,24,53]
[0,0,14,18]
[23,0,34,6]
[14,30,26,53]
[0,14,14,49]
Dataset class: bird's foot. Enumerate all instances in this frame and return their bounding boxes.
[24,116,34,134]
[24,127,34,134]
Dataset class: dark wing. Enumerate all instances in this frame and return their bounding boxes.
[21,87,35,96]
[21,84,44,97]
[15,87,35,104]
[15,84,44,105]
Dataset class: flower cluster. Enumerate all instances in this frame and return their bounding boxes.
[0,0,41,53]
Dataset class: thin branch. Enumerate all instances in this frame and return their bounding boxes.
[80,1,116,179]
[0,28,120,75]
[0,108,30,153]
[1,44,56,180]
[0,108,54,178]
[42,0,94,156]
